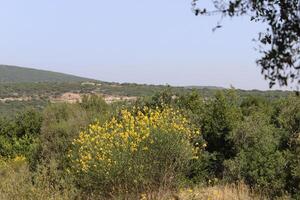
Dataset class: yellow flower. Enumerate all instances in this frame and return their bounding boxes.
[187,188,193,193]
[68,106,200,175]
[13,155,26,162]
[140,193,147,200]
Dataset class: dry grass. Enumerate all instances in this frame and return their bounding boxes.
[172,183,266,200]
[0,158,75,200]
[0,158,290,200]
[110,183,267,200]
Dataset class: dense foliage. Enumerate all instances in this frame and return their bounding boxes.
[69,107,200,197]
[0,91,299,199]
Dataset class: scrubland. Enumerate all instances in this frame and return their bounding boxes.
[0,91,299,199]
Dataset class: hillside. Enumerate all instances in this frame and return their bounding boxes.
[0,65,292,116]
[0,65,93,83]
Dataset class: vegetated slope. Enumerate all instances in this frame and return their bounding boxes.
[0,65,93,83]
[0,65,292,117]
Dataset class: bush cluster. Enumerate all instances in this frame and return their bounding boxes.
[68,107,201,197]
[0,92,299,199]
[177,91,300,198]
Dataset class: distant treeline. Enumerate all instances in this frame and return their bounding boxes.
[0,82,292,117]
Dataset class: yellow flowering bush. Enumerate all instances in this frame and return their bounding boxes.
[68,106,200,196]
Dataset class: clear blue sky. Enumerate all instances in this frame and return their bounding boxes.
[0,0,280,90]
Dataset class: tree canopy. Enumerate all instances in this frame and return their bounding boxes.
[192,0,300,88]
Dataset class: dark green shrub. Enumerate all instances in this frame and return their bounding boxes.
[200,90,242,178]
[277,96,300,198]
[14,108,42,137]
[224,112,287,196]
[0,109,41,162]
[240,95,271,116]
[38,103,89,168]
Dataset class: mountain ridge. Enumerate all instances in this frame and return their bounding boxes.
[0,65,94,83]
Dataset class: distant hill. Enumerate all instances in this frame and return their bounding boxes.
[0,65,93,83]
[0,65,292,116]
[184,85,226,90]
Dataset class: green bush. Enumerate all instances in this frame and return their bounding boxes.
[38,103,89,168]
[14,108,42,137]
[224,112,287,196]
[188,90,242,179]
[68,107,199,198]
[277,96,300,198]
[80,95,109,123]
[0,109,41,161]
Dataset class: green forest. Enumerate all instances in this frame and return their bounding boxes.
[0,88,299,199]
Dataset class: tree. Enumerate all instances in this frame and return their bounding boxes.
[224,112,287,196]
[277,96,300,197]
[192,0,300,88]
[200,90,242,177]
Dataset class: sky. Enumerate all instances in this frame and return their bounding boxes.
[0,0,282,90]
